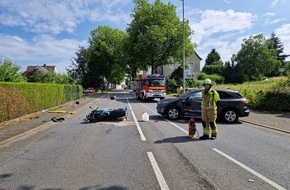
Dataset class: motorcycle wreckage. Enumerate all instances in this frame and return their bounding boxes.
[84,106,127,123]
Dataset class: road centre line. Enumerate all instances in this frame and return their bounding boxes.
[125,92,169,189]
[126,99,146,141]
[213,148,287,190]
[147,152,170,190]
[139,101,286,190]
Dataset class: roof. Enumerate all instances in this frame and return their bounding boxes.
[26,65,56,73]
[194,51,202,60]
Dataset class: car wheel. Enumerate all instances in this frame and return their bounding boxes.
[222,109,239,123]
[166,107,180,119]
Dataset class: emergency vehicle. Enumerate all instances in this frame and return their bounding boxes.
[133,74,166,101]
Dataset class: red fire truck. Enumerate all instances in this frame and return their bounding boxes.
[133,74,166,101]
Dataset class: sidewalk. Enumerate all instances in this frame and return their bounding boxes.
[239,110,290,133]
[1,97,289,145]
[0,95,99,144]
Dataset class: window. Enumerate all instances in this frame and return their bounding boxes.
[169,64,175,69]
[189,62,194,69]
[218,91,233,99]
[149,79,166,86]
[188,91,202,101]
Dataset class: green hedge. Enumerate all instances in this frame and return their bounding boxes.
[0,82,83,123]
[217,77,290,112]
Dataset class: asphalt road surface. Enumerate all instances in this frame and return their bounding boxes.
[0,90,289,190]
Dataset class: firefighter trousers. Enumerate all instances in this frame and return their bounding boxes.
[201,108,217,137]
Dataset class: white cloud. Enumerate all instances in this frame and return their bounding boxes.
[0,0,132,35]
[262,12,275,17]
[190,9,255,68]
[275,24,290,58]
[0,34,87,73]
[191,9,255,44]
[196,35,246,68]
[271,0,287,6]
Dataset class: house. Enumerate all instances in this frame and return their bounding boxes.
[25,64,57,73]
[23,64,57,78]
[156,51,202,78]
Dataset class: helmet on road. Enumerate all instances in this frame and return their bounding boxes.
[203,79,212,85]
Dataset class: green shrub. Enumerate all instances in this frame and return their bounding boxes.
[216,77,290,112]
[198,72,225,84]
[0,82,83,123]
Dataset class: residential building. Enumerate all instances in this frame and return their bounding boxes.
[157,51,202,78]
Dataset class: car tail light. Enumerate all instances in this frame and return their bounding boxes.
[241,99,248,105]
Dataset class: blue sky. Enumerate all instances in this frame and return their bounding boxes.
[0,0,289,73]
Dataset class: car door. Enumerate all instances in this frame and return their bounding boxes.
[183,91,202,117]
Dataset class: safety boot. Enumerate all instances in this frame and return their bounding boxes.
[199,135,210,140]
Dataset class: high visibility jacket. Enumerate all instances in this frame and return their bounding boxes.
[202,89,220,110]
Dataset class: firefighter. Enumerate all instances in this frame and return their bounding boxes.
[176,85,183,96]
[199,79,220,140]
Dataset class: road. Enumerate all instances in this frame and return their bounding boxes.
[0,91,289,190]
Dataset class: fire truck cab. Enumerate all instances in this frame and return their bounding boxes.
[134,74,166,101]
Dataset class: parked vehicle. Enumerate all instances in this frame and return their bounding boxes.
[156,89,249,123]
[84,106,127,123]
[84,87,96,93]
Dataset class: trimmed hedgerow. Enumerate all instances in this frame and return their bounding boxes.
[0,82,83,123]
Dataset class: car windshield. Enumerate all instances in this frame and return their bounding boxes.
[148,79,165,86]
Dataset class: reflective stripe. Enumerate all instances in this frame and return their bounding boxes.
[203,129,210,135]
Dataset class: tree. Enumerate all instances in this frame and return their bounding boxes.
[126,0,194,74]
[284,61,290,75]
[205,49,221,66]
[202,60,224,76]
[268,33,289,67]
[233,34,281,81]
[84,26,127,89]
[67,46,88,83]
[223,60,244,83]
[0,59,26,82]
[29,71,74,84]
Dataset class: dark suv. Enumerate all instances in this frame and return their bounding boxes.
[156,89,249,123]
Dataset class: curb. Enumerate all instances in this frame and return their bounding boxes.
[240,119,290,134]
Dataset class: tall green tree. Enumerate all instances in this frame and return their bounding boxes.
[223,60,244,83]
[126,0,194,74]
[268,33,289,67]
[233,34,281,81]
[205,49,221,65]
[0,59,26,82]
[68,46,88,83]
[84,26,127,89]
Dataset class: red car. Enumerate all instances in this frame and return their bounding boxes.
[84,87,96,93]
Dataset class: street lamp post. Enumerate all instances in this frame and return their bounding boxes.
[182,0,186,94]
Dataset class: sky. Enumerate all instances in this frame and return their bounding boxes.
[0,0,290,74]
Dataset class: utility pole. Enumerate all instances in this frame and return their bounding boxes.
[182,0,186,94]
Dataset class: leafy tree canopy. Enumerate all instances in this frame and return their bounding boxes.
[205,49,221,66]
[28,71,74,84]
[68,46,87,83]
[126,0,195,74]
[0,59,26,82]
[233,34,281,81]
[268,33,289,66]
[84,26,127,88]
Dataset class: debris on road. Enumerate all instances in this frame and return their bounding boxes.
[51,117,65,122]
